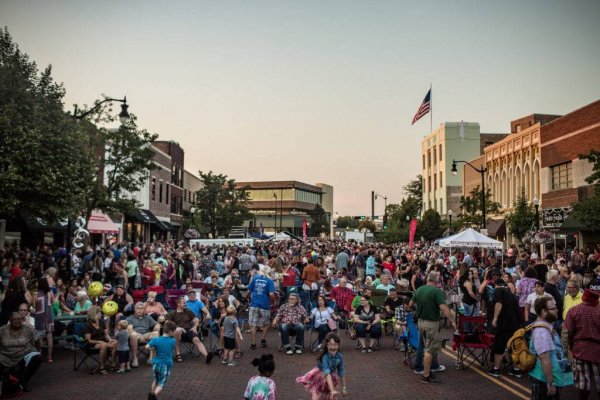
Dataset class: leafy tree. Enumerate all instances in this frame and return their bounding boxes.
[309,204,330,236]
[417,209,444,241]
[458,185,501,229]
[194,171,251,238]
[403,175,423,215]
[336,216,359,229]
[571,151,600,231]
[0,27,96,222]
[358,218,376,233]
[505,187,537,242]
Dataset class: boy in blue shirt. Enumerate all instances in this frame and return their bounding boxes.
[146,320,177,400]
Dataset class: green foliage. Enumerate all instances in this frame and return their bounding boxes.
[194,171,251,237]
[458,185,500,229]
[417,209,444,241]
[403,175,423,215]
[336,216,359,229]
[571,151,600,231]
[309,204,330,236]
[0,27,96,222]
[505,187,537,242]
[358,218,376,233]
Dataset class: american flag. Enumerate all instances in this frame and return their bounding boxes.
[411,89,431,125]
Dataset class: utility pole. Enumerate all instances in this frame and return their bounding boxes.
[371,191,375,220]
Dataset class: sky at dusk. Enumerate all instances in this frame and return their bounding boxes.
[2,0,599,216]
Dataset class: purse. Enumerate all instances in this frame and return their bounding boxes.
[327,317,337,330]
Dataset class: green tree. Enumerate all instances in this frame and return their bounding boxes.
[358,218,377,233]
[417,209,444,241]
[458,185,501,229]
[571,151,600,231]
[335,216,359,229]
[309,204,330,236]
[506,187,537,242]
[0,27,96,222]
[403,175,423,215]
[194,171,251,238]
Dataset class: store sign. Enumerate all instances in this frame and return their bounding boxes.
[542,207,573,228]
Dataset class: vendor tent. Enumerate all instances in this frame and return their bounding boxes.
[438,228,503,250]
[268,231,304,242]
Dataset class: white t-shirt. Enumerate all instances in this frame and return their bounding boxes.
[525,292,549,314]
[311,307,335,328]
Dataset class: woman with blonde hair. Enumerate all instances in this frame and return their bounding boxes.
[84,306,116,374]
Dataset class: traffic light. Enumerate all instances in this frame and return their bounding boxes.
[383,213,388,230]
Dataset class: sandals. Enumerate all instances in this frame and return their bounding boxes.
[175,353,183,362]
[98,367,108,375]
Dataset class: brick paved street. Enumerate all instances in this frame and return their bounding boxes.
[21,328,586,400]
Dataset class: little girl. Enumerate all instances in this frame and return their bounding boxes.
[243,354,276,400]
[297,332,347,399]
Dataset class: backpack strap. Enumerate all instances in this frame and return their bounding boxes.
[526,323,553,335]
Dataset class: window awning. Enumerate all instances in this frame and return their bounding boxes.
[486,219,506,238]
[87,210,120,234]
[560,215,589,231]
[126,209,161,225]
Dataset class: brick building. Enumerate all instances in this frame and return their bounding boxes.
[540,99,600,251]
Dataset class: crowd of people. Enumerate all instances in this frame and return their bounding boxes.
[0,238,600,399]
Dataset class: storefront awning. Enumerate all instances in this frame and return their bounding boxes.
[560,215,589,231]
[87,210,120,234]
[161,221,178,231]
[126,209,161,225]
[486,219,506,238]
[19,212,68,232]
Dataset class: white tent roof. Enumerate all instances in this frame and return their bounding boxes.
[438,228,503,249]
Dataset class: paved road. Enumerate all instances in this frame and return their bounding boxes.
[26,329,584,400]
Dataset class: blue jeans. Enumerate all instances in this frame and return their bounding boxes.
[315,324,330,343]
[280,323,304,348]
[413,334,440,371]
[354,322,382,339]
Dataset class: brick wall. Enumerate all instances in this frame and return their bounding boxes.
[511,114,561,133]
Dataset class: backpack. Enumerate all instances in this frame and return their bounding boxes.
[507,323,553,373]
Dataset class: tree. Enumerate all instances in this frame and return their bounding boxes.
[358,218,376,233]
[335,216,359,229]
[505,187,537,242]
[194,171,251,238]
[571,151,600,231]
[403,175,423,215]
[417,209,444,241]
[458,185,501,229]
[0,28,96,222]
[309,204,330,236]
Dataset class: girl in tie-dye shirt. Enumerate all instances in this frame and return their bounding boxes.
[244,354,276,400]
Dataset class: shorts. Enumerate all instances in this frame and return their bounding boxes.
[224,336,236,350]
[248,307,270,327]
[117,350,130,364]
[152,363,172,388]
[417,319,441,354]
[181,329,199,343]
[492,330,513,355]
[574,359,600,392]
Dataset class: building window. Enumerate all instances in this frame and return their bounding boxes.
[434,198,437,211]
[440,171,443,187]
[515,124,521,132]
[551,162,573,190]
[166,184,170,205]
[439,144,442,161]
[427,150,431,167]
[422,155,425,169]
[434,173,437,190]
[159,181,163,203]
[151,177,156,201]
[433,147,437,164]
[428,176,431,192]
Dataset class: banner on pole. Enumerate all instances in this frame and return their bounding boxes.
[409,219,418,249]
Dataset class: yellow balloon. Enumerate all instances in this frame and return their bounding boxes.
[102,300,119,317]
[88,281,104,298]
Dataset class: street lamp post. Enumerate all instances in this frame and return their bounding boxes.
[451,159,488,230]
[273,193,278,233]
[448,209,453,233]
[190,207,196,229]
[375,193,388,230]
[280,188,283,233]
[533,196,540,230]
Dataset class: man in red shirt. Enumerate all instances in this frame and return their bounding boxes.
[564,282,600,400]
[330,277,353,314]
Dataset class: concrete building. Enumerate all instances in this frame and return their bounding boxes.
[422,122,507,217]
[234,181,332,237]
[316,183,334,237]
[183,170,202,213]
[540,99,600,251]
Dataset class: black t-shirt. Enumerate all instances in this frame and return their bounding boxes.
[493,286,522,332]
[384,297,403,312]
[544,282,564,318]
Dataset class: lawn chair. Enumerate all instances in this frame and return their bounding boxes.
[166,289,186,309]
[72,322,100,372]
[453,315,494,370]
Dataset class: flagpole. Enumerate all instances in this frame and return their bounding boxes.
[430,83,432,134]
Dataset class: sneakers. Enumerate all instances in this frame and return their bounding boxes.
[508,368,523,378]
[117,368,126,374]
[295,348,303,355]
[413,368,424,375]
[285,348,294,355]
[431,365,446,372]
[250,343,257,350]
[221,359,228,364]
[488,367,501,377]
[131,358,139,368]
[205,352,214,365]
[421,374,440,384]
[227,361,239,367]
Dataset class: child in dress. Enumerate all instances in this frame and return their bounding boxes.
[146,321,177,400]
[244,353,276,400]
[221,305,243,366]
[115,320,130,373]
[296,332,347,400]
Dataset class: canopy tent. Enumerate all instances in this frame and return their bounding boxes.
[267,231,304,242]
[87,210,120,234]
[438,228,503,250]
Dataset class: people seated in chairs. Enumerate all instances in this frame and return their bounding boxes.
[185,290,212,327]
[143,291,167,318]
[0,312,42,393]
[383,288,403,320]
[353,295,382,353]
[74,291,92,315]
[105,285,134,331]
[126,302,160,367]
[330,277,354,316]
[166,297,214,364]
[376,274,396,295]
[309,295,339,350]
[84,306,117,375]
[204,270,224,289]
[272,292,308,355]
[215,287,241,310]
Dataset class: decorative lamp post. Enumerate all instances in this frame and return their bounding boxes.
[448,209,453,233]
[533,196,540,230]
[190,207,196,229]
[73,97,130,123]
[452,159,488,230]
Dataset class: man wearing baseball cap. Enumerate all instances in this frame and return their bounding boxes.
[564,279,600,400]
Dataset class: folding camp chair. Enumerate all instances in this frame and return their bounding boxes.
[453,315,494,370]
[72,322,100,372]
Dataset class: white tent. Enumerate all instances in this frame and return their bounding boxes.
[268,231,304,242]
[438,228,503,250]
